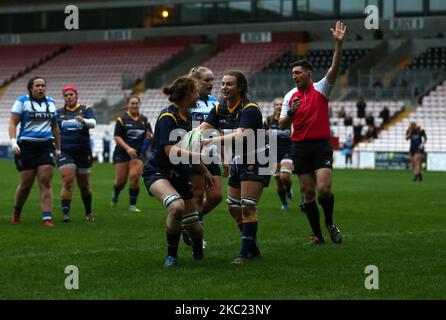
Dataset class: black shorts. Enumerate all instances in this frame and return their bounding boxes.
[277,146,292,163]
[113,150,143,164]
[292,140,333,175]
[14,140,56,172]
[58,150,93,170]
[410,147,424,156]
[142,164,193,200]
[190,163,221,176]
[228,162,271,189]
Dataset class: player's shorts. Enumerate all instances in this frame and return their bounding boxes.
[142,163,193,200]
[228,161,271,189]
[57,150,93,173]
[292,139,333,175]
[113,150,143,164]
[277,145,292,163]
[14,140,56,172]
[409,147,424,156]
[190,163,221,176]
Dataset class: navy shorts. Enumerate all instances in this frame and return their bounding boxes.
[57,150,93,170]
[14,140,56,172]
[228,162,271,189]
[142,163,193,200]
[113,150,143,164]
[277,146,292,163]
[410,147,424,156]
[292,140,333,175]
[190,163,221,176]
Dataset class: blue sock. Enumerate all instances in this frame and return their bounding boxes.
[129,188,139,206]
[240,221,258,258]
[14,206,23,215]
[61,199,71,215]
[81,193,92,215]
[42,211,52,221]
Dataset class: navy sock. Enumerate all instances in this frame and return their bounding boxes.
[61,199,71,215]
[318,194,334,227]
[191,235,203,259]
[42,211,52,221]
[81,193,92,215]
[166,231,181,258]
[113,185,123,198]
[240,221,258,258]
[14,205,23,215]
[304,202,323,239]
[284,180,292,193]
[277,189,287,205]
[129,188,139,206]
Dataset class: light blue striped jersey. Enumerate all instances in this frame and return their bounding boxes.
[11,95,57,142]
[189,95,219,129]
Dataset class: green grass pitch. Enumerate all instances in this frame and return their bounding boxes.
[0,159,445,299]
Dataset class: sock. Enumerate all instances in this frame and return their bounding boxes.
[240,221,258,258]
[166,230,181,258]
[42,211,52,221]
[191,235,203,258]
[14,205,23,215]
[113,185,123,199]
[61,199,71,215]
[304,202,323,239]
[318,194,334,227]
[129,188,139,206]
[81,193,92,215]
[277,188,287,205]
[284,180,292,193]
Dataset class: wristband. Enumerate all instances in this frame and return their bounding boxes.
[56,149,62,156]
[10,138,19,149]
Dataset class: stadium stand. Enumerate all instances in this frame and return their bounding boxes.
[266,48,369,74]
[356,81,446,152]
[0,44,64,86]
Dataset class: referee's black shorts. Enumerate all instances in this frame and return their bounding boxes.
[292,139,333,175]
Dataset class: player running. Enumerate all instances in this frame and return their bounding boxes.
[406,122,427,182]
[264,97,294,210]
[111,95,153,213]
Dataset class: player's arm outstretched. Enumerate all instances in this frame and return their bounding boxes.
[326,21,347,85]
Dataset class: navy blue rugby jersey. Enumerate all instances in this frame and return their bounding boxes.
[114,112,152,153]
[57,104,95,154]
[149,105,190,171]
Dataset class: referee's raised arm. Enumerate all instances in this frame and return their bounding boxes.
[326,21,347,85]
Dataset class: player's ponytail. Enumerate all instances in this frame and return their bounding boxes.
[163,76,197,104]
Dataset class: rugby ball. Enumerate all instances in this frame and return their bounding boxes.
[181,128,202,151]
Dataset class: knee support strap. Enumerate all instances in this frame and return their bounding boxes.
[163,193,182,208]
[241,197,259,207]
[226,196,241,208]
[182,211,199,226]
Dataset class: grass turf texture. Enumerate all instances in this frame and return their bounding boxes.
[0,159,445,299]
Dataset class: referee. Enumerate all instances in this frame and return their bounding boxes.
[279,21,346,244]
